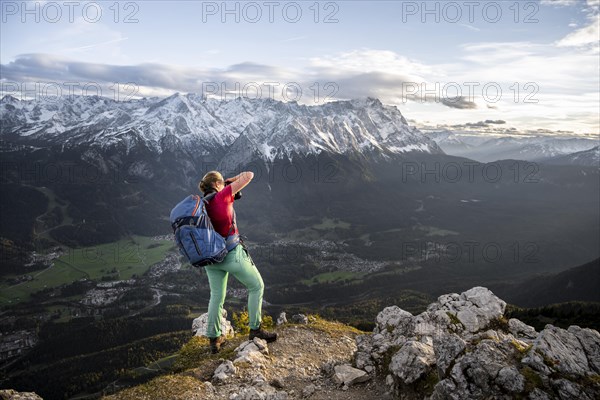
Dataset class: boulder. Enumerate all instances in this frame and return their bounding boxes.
[508,318,538,340]
[389,340,436,384]
[213,360,236,383]
[567,325,600,374]
[277,312,288,325]
[192,308,234,338]
[291,314,309,324]
[523,324,590,376]
[375,306,414,338]
[0,390,43,400]
[332,364,370,386]
[432,333,466,376]
[234,337,270,366]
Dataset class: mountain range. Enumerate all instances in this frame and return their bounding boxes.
[425,129,598,165]
[1,94,598,304]
[0,94,443,166]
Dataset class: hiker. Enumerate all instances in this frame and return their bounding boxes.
[198,170,278,354]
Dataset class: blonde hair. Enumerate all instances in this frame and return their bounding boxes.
[199,171,223,195]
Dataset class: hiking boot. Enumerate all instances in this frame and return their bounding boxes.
[249,326,278,343]
[209,335,227,354]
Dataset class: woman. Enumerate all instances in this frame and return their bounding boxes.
[198,170,277,354]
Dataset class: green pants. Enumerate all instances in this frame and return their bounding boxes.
[204,244,264,338]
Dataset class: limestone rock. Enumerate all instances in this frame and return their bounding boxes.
[301,383,316,398]
[432,333,466,376]
[374,306,414,338]
[332,364,370,386]
[359,286,600,400]
[192,308,234,338]
[428,286,507,333]
[213,360,236,383]
[389,340,436,384]
[230,386,288,400]
[234,338,269,366]
[277,312,288,325]
[438,339,516,398]
[0,390,43,400]
[509,318,538,340]
[523,324,590,376]
[567,325,600,374]
[496,366,526,393]
[291,314,308,324]
[550,378,594,400]
[355,334,375,371]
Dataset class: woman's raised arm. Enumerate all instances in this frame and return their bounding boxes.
[228,171,254,195]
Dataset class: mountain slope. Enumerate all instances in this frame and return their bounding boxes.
[541,145,600,167]
[490,257,600,307]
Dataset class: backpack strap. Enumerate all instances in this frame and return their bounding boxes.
[203,191,237,237]
[171,194,212,233]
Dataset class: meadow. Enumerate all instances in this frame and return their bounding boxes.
[0,235,174,305]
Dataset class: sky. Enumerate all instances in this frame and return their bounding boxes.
[1,0,599,136]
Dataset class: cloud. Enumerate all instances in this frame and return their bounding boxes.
[0,50,474,110]
[459,24,480,32]
[441,97,477,109]
[587,0,600,9]
[62,37,129,53]
[540,0,579,6]
[0,43,597,134]
[225,62,285,77]
[0,54,284,97]
[448,120,504,128]
[557,14,600,48]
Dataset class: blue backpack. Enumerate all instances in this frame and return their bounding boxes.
[170,192,239,267]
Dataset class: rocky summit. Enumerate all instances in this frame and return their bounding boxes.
[29,286,594,399]
[355,286,600,399]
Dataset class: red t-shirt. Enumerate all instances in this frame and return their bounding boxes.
[205,185,239,237]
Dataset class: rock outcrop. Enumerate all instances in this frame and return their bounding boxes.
[355,286,600,399]
[0,390,43,400]
[104,286,600,400]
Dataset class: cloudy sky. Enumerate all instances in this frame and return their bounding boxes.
[1,0,599,135]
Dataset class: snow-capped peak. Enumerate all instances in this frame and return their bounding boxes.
[0,94,443,161]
